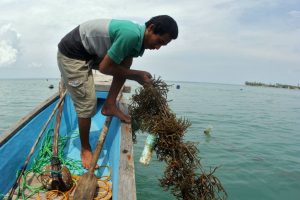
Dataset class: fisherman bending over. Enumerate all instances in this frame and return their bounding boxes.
[57,15,178,169]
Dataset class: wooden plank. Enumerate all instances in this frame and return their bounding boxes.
[0,92,59,147]
[93,72,131,93]
[95,83,131,93]
[118,99,136,200]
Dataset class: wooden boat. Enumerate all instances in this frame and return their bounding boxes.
[0,74,136,200]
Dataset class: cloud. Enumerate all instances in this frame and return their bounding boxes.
[287,10,300,29]
[0,23,21,67]
[0,0,299,83]
[288,10,300,18]
[0,41,18,66]
[27,62,42,69]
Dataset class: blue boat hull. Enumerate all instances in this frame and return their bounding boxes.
[0,91,126,199]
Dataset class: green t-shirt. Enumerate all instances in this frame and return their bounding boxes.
[108,19,145,64]
[79,19,145,65]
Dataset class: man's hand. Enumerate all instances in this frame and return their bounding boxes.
[136,71,153,86]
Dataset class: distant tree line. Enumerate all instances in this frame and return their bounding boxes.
[245,81,300,90]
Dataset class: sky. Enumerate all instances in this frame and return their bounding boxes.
[0,0,299,85]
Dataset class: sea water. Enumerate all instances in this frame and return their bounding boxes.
[1,79,299,200]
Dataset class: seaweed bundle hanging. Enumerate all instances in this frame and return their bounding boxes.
[129,78,227,200]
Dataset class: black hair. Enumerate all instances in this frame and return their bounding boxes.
[145,15,178,39]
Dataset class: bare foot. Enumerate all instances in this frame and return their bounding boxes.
[101,103,131,123]
[80,148,99,169]
[81,148,93,169]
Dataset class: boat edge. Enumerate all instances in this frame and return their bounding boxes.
[0,92,59,147]
[118,99,137,200]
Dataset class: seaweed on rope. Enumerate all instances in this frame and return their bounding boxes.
[129,77,227,200]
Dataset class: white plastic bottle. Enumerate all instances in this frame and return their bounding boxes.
[139,134,157,165]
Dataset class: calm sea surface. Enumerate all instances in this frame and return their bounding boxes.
[1,79,300,200]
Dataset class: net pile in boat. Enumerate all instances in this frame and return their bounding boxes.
[129,78,227,200]
[3,130,112,200]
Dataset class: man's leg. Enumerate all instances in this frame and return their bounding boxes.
[101,58,132,123]
[77,69,97,169]
[57,51,97,169]
[78,117,94,169]
[101,76,131,123]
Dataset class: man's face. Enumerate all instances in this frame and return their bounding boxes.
[144,25,172,50]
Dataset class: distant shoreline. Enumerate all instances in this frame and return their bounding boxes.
[245,81,300,90]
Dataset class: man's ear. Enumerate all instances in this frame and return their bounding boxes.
[147,24,155,32]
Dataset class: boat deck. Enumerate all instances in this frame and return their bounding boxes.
[0,74,136,200]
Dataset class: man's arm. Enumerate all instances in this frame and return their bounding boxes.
[120,57,133,69]
[99,54,152,85]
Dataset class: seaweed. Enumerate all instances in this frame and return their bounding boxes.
[129,78,227,200]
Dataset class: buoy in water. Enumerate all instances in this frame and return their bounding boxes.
[48,84,54,89]
[204,126,213,135]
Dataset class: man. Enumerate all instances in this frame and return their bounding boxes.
[57,15,178,169]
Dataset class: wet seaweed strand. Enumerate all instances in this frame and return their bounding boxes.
[129,78,227,200]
